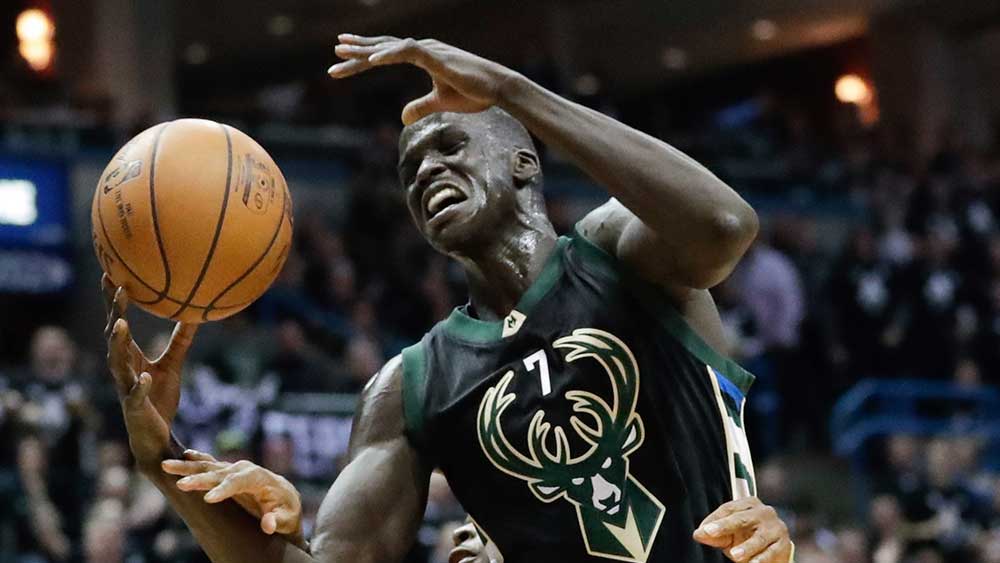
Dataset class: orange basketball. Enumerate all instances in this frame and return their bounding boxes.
[91,119,293,323]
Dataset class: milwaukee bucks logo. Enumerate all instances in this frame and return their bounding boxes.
[477,328,664,562]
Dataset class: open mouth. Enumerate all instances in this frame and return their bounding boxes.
[448,547,479,563]
[424,182,468,222]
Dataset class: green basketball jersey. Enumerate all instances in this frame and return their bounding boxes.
[401,228,757,563]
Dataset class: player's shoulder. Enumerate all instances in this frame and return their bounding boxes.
[575,198,632,258]
[351,355,406,446]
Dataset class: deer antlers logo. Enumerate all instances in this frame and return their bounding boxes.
[477,328,665,562]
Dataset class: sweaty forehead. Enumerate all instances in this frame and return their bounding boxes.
[399,112,479,153]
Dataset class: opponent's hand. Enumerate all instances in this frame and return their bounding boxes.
[693,497,793,563]
[161,450,305,547]
[330,34,519,125]
[102,274,197,469]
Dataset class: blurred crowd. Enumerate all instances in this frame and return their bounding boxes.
[2,75,1000,563]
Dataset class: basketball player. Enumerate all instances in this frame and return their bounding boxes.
[102,35,793,563]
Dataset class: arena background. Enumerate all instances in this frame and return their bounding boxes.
[2,1,1000,562]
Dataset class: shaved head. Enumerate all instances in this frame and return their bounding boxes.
[400,107,537,160]
[396,106,547,254]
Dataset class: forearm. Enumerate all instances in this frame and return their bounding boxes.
[499,75,756,248]
[142,466,314,563]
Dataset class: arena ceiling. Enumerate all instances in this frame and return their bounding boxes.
[175,0,883,87]
[170,0,1000,101]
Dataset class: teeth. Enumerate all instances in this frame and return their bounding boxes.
[427,187,463,216]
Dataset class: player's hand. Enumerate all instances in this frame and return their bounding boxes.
[161,450,305,547]
[330,34,520,125]
[693,497,793,563]
[102,274,198,470]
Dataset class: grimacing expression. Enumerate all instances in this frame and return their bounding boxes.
[397,111,524,253]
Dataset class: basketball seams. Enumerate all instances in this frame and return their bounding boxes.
[148,121,173,301]
[166,123,235,320]
[201,154,290,321]
[95,122,170,305]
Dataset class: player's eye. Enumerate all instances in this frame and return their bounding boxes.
[442,141,465,156]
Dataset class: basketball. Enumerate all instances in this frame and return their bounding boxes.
[91,119,293,323]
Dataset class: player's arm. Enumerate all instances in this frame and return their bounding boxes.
[103,274,430,563]
[138,358,430,563]
[330,35,757,291]
[502,81,758,293]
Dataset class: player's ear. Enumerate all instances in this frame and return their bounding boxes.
[511,149,540,189]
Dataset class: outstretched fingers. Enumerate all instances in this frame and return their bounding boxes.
[161,457,227,477]
[337,33,400,45]
[107,319,138,397]
[157,322,198,366]
[329,36,445,78]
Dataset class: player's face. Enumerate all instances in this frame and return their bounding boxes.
[398,113,517,254]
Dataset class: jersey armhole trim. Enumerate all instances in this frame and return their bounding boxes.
[401,340,429,449]
[570,223,755,394]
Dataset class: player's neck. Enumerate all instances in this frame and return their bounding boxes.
[459,222,558,321]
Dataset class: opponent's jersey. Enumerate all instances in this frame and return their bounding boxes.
[401,229,757,563]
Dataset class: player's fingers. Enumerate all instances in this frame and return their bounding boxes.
[104,286,126,339]
[161,458,227,476]
[101,274,115,315]
[175,469,228,492]
[401,90,443,126]
[125,372,152,411]
[728,529,778,563]
[159,322,198,365]
[183,449,218,462]
[368,39,444,74]
[261,512,278,535]
[698,497,760,530]
[108,319,137,395]
[748,539,792,563]
[327,58,373,78]
[272,506,300,535]
[337,33,400,46]
[114,286,130,317]
[203,470,258,503]
[697,510,756,540]
[334,43,384,59]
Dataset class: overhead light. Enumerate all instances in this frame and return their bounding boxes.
[573,74,600,96]
[184,43,210,65]
[359,0,381,6]
[268,15,294,37]
[16,9,55,72]
[16,9,53,42]
[835,74,872,105]
[19,40,53,72]
[661,47,687,71]
[751,19,778,41]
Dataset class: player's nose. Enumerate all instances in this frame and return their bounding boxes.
[415,157,448,187]
[452,522,477,545]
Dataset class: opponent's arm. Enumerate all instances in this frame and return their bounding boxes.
[330,35,757,291]
[103,276,430,563]
[126,362,428,563]
[693,497,795,563]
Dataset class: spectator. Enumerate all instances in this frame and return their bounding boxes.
[829,226,897,382]
[731,237,807,449]
[13,326,96,562]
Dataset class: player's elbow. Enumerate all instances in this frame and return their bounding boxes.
[711,204,758,253]
[683,208,758,289]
